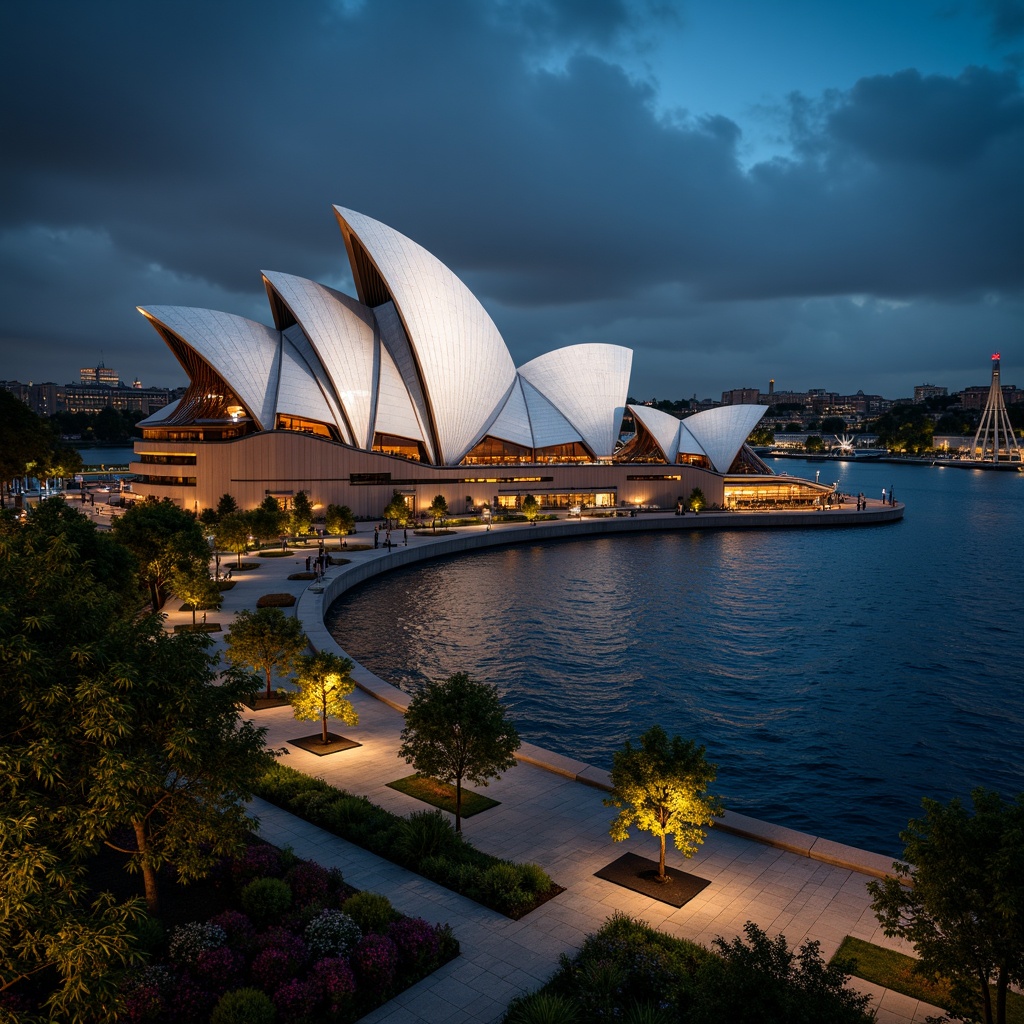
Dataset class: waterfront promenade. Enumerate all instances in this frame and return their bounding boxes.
[143,502,935,1023]
[148,503,937,1024]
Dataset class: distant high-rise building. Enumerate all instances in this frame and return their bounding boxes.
[80,361,121,386]
[721,388,760,405]
[914,383,947,403]
[768,378,775,395]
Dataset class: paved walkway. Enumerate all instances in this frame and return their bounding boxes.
[153,513,939,1024]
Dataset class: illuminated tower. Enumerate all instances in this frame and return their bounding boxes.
[971,354,1021,463]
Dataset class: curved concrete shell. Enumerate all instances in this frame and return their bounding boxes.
[519,344,631,458]
[139,306,281,431]
[334,205,516,465]
[629,404,692,463]
[684,404,766,472]
[263,271,376,447]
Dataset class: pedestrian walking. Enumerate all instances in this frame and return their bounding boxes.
[305,556,311,571]
[374,532,379,548]
[403,527,408,545]
[881,488,886,504]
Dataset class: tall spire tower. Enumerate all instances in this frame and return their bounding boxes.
[971,354,1021,463]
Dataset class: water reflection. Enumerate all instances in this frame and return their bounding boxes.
[326,462,1024,857]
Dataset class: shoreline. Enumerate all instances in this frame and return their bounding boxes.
[297,505,905,881]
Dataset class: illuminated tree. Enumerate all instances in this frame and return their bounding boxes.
[217,509,255,567]
[251,495,288,548]
[428,494,448,531]
[0,390,54,507]
[169,552,221,627]
[521,494,539,522]
[111,497,208,609]
[290,490,314,541]
[225,607,308,699]
[383,489,410,527]
[868,789,1024,1024]
[292,651,358,745]
[686,487,706,512]
[399,673,520,832]
[747,426,775,446]
[804,435,824,453]
[325,503,355,536]
[605,725,721,881]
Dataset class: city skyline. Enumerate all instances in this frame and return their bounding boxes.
[1,0,1021,398]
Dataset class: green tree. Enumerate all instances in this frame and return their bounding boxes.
[292,650,358,746]
[111,497,208,610]
[521,494,539,522]
[224,607,308,699]
[217,509,255,567]
[691,922,873,1023]
[251,495,287,548]
[399,672,521,832]
[804,435,825,452]
[747,426,775,446]
[0,390,55,507]
[93,405,129,444]
[92,630,274,916]
[428,494,448,531]
[290,490,314,542]
[325,503,355,536]
[872,406,934,453]
[867,789,1024,1024]
[383,489,410,527]
[687,486,706,512]
[605,725,722,881]
[216,492,239,517]
[0,501,149,1018]
[169,553,221,627]
[820,416,847,434]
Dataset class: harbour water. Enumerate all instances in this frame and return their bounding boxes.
[327,459,1024,857]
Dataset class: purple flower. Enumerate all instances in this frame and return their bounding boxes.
[388,917,440,969]
[209,909,256,952]
[252,942,307,993]
[272,977,321,1022]
[352,933,398,991]
[233,844,283,887]
[166,973,216,1024]
[311,957,356,1015]
[194,945,247,994]
[286,860,331,907]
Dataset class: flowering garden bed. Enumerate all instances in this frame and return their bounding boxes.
[121,842,458,1024]
[255,763,563,919]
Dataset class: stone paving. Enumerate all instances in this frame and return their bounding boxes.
[153,514,941,1024]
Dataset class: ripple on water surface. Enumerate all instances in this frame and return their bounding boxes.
[326,463,1024,857]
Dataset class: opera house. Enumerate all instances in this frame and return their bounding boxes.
[130,206,829,518]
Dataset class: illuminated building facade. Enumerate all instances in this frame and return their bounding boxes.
[131,206,830,516]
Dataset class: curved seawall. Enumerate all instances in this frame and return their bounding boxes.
[297,506,905,880]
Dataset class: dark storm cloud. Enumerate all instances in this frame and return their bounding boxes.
[0,0,1020,395]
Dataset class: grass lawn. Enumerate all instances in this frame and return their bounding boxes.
[834,937,1024,1023]
[386,774,500,817]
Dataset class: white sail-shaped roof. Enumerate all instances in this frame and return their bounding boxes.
[629,404,688,463]
[519,344,631,458]
[139,306,280,431]
[375,339,428,446]
[520,377,583,448]
[263,271,376,448]
[676,420,707,461]
[276,332,344,438]
[334,205,516,465]
[684,404,766,472]
[375,301,437,463]
[486,377,535,448]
